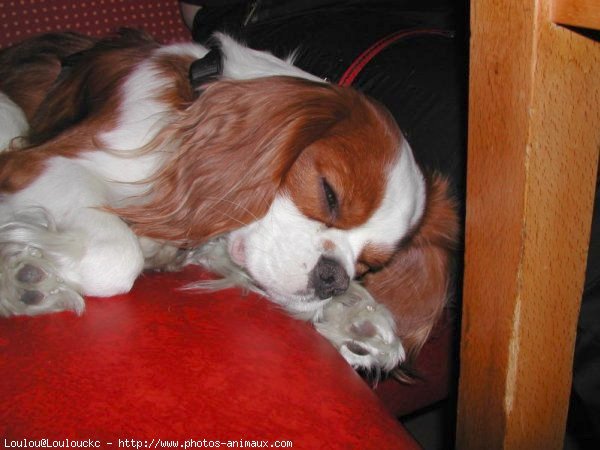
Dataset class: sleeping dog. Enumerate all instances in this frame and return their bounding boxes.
[0,30,458,373]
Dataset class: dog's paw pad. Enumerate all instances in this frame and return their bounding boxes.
[1,247,85,316]
[350,320,378,338]
[20,290,45,305]
[16,263,47,284]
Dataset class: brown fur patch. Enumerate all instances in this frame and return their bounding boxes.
[362,175,459,364]
[0,123,101,192]
[0,32,97,122]
[27,29,158,147]
[111,77,399,246]
[322,239,336,252]
[0,30,184,192]
[283,94,399,229]
[358,244,396,272]
[155,53,198,110]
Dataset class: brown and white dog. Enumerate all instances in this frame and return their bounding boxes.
[0,30,458,372]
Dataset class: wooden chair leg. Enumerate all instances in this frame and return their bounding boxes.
[457,0,600,448]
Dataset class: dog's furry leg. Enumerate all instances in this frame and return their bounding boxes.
[0,200,147,317]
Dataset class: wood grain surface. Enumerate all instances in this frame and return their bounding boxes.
[456,0,600,448]
[552,0,600,30]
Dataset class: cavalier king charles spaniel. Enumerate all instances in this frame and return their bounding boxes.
[0,30,458,373]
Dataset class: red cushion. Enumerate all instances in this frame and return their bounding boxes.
[0,267,419,449]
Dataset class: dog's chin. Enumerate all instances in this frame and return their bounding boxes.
[265,289,331,322]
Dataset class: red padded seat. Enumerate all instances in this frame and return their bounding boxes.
[0,267,420,449]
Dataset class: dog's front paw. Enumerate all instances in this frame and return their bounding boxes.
[315,283,405,372]
[0,245,84,317]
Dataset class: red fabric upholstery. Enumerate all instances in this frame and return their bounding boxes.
[0,0,190,49]
[0,267,419,449]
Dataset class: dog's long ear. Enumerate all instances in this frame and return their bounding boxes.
[113,76,352,246]
[362,175,459,366]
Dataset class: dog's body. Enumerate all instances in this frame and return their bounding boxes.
[0,30,458,372]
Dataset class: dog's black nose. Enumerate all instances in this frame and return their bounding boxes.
[310,256,350,299]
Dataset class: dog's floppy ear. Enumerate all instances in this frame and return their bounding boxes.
[362,175,459,367]
[113,76,351,246]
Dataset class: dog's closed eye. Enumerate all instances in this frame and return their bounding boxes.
[321,177,338,219]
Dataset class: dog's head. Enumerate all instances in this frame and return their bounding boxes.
[224,81,426,314]
[118,76,433,317]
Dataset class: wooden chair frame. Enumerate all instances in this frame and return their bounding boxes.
[456,0,600,448]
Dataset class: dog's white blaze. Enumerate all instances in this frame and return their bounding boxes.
[346,139,426,256]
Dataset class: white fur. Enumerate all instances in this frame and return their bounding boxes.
[0,157,144,297]
[0,92,28,151]
[347,139,426,252]
[80,43,210,201]
[216,33,323,82]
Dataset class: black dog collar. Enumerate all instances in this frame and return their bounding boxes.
[189,47,223,89]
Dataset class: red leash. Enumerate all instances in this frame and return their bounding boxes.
[338,29,451,87]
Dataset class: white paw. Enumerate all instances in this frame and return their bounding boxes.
[315,282,405,372]
[1,244,84,317]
